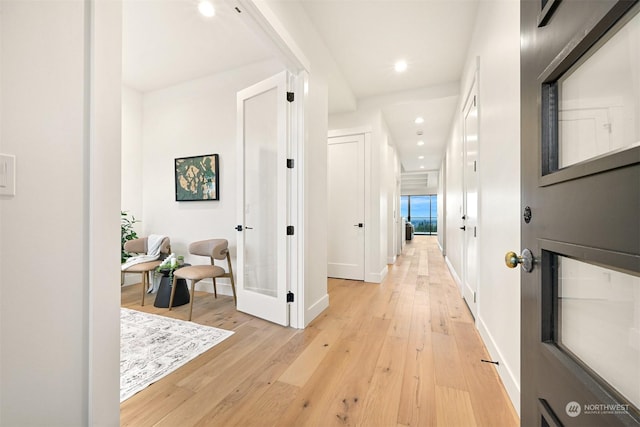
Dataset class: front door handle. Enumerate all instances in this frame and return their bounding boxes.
[505,249,534,272]
[353,223,364,228]
[460,226,466,230]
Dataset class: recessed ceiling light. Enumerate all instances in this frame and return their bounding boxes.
[417,141,425,146]
[418,155,424,159]
[420,165,425,169]
[415,117,424,124]
[394,60,407,73]
[198,0,215,17]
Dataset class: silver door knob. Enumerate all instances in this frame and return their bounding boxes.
[505,249,534,272]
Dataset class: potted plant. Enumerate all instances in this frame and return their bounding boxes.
[121,211,140,263]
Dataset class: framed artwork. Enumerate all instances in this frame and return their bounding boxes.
[174,154,219,201]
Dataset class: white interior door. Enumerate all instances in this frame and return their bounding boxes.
[327,134,365,280]
[462,88,479,318]
[236,71,289,326]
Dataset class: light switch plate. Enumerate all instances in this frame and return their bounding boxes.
[0,154,16,196]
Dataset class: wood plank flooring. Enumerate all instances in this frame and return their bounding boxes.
[120,236,519,426]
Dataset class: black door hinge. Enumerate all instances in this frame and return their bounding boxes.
[287,159,295,169]
[287,226,294,236]
[287,291,294,303]
[287,92,294,102]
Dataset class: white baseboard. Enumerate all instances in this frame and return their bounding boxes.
[305,293,329,327]
[387,255,396,264]
[444,256,463,293]
[477,316,521,417]
[366,265,388,283]
[194,278,234,296]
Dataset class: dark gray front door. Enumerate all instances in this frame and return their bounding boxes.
[521,0,640,426]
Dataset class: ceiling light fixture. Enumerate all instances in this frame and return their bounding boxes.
[394,60,407,73]
[198,0,215,17]
[415,117,424,124]
[420,165,425,169]
[418,155,424,159]
[417,141,425,146]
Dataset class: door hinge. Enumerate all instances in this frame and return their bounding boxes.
[474,292,477,303]
[474,226,477,237]
[473,95,476,107]
[474,160,477,172]
[287,291,294,303]
[287,225,295,236]
[287,159,295,169]
[286,92,295,103]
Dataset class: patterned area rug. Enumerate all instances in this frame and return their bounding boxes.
[120,308,234,402]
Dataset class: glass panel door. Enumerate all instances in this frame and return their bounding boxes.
[244,87,278,297]
[236,72,289,326]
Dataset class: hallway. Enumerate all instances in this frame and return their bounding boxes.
[120,236,518,426]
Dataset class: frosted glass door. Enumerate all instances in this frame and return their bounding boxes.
[558,257,640,409]
[244,88,278,297]
[236,72,289,326]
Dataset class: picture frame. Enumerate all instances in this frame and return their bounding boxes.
[174,154,219,201]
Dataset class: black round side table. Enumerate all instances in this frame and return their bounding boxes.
[153,264,191,308]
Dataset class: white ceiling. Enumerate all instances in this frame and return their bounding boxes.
[123,0,273,92]
[122,0,479,177]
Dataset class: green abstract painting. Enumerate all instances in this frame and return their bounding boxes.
[174,154,219,201]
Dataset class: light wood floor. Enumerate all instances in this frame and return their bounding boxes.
[120,236,519,426]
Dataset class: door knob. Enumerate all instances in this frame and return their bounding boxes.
[505,249,534,272]
[353,223,364,228]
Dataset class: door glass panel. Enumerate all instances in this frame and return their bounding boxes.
[558,257,640,408]
[243,88,278,297]
[558,11,640,168]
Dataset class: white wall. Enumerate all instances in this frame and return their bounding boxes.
[0,1,121,424]
[442,0,521,414]
[121,86,143,222]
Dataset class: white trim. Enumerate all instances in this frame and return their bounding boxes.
[235,0,310,72]
[305,293,329,327]
[194,280,234,297]
[328,126,372,138]
[444,255,463,293]
[387,255,396,264]
[89,0,121,423]
[477,316,521,416]
[366,265,388,284]
[294,71,308,329]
